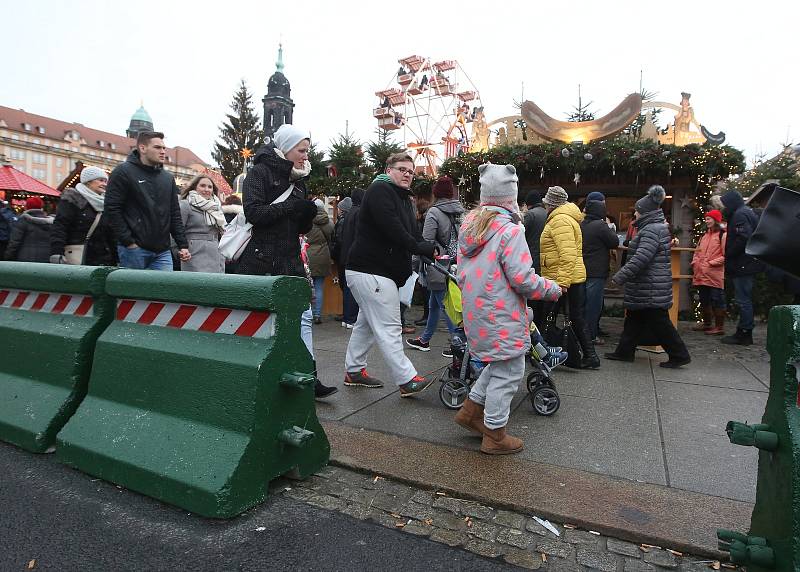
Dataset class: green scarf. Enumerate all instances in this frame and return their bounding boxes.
[374,174,392,184]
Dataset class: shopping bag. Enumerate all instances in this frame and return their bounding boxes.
[443,278,463,326]
[218,212,253,261]
[398,271,418,307]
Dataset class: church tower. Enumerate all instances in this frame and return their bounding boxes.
[262,44,295,140]
[126,103,154,139]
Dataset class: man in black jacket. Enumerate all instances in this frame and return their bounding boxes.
[720,190,763,345]
[105,132,189,270]
[581,195,619,341]
[344,153,436,397]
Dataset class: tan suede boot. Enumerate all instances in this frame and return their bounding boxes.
[454,398,484,435]
[480,425,524,455]
[706,308,726,335]
[693,306,713,331]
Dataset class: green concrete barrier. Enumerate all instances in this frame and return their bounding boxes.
[0,262,115,453]
[718,305,800,571]
[56,270,328,518]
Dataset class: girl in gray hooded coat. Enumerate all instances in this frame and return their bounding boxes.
[454,164,561,455]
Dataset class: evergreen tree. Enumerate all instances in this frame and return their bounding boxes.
[306,143,328,191]
[328,133,364,176]
[365,129,404,176]
[565,86,595,122]
[622,88,662,138]
[212,80,263,184]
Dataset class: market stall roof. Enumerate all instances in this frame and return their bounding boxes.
[0,165,60,197]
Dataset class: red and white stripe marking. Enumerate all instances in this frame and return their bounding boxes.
[116,299,275,338]
[0,289,94,316]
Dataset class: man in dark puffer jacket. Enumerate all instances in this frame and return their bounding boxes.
[581,196,619,341]
[606,185,690,368]
[719,190,763,345]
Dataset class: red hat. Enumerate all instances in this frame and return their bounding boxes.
[25,197,44,210]
[706,209,722,223]
[432,176,455,199]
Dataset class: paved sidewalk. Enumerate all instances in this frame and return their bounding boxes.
[312,312,769,552]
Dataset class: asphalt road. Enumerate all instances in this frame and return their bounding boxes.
[0,442,514,571]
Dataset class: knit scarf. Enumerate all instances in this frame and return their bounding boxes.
[75,183,106,212]
[273,148,311,181]
[374,174,393,184]
[187,191,226,230]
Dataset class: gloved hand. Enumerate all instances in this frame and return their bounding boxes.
[292,199,318,221]
[49,254,66,264]
[417,241,436,259]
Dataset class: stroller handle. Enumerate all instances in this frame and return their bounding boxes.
[421,256,458,281]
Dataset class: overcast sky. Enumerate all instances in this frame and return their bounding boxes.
[3,0,797,168]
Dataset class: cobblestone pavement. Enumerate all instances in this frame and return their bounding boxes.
[274,465,742,572]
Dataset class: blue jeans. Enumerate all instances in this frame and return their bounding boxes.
[421,288,455,343]
[342,284,359,325]
[117,246,174,271]
[584,277,606,340]
[698,285,726,309]
[732,275,755,331]
[312,276,325,318]
[301,307,314,359]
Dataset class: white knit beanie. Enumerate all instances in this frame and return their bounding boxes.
[80,166,108,183]
[478,164,518,208]
[273,124,311,155]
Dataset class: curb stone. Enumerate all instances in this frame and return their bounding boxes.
[284,466,743,572]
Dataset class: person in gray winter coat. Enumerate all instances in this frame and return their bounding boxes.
[581,196,619,340]
[178,175,226,273]
[306,199,334,323]
[406,176,465,354]
[5,197,54,262]
[606,185,690,368]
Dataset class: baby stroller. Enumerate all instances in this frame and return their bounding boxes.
[426,259,561,416]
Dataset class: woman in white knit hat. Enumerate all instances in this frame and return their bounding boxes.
[50,165,118,266]
[237,124,338,399]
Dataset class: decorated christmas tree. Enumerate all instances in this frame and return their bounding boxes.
[212,80,263,185]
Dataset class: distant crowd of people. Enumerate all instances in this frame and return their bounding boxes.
[0,124,785,455]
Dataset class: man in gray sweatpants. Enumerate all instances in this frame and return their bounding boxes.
[343,153,437,397]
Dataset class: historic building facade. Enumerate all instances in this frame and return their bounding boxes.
[0,105,208,189]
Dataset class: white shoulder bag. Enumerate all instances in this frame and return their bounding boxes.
[218,184,294,262]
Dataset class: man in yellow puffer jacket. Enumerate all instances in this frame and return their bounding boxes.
[539,186,599,369]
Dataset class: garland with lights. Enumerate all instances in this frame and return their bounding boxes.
[440,141,744,210]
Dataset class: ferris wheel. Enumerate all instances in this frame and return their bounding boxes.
[374,55,483,175]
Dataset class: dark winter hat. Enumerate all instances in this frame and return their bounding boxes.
[337,196,353,213]
[586,191,605,203]
[432,176,455,199]
[635,185,666,214]
[25,196,44,210]
[524,191,542,207]
[542,186,569,208]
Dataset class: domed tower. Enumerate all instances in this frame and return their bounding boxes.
[262,44,295,140]
[126,103,154,139]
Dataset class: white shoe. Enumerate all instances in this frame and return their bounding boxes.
[342,322,354,329]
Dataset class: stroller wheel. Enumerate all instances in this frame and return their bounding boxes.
[526,370,547,394]
[530,385,560,416]
[439,378,470,410]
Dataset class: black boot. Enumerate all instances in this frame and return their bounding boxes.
[576,323,600,369]
[312,367,338,399]
[721,328,753,346]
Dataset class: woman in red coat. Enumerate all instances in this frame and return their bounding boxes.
[691,209,727,334]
